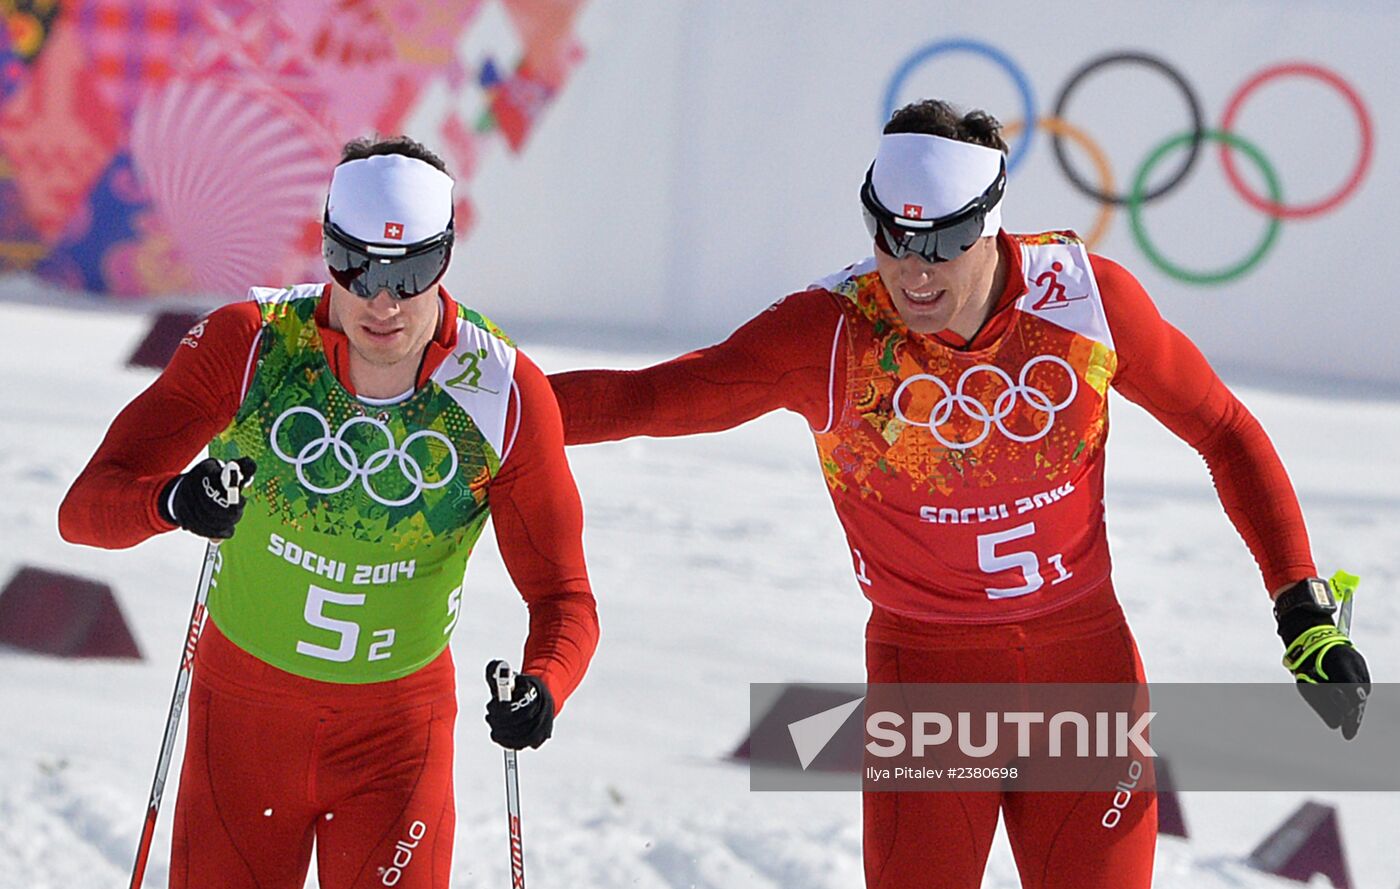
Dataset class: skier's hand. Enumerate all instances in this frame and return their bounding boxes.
[484,660,555,750]
[1278,610,1370,740]
[159,457,256,540]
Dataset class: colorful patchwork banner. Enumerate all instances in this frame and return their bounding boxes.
[0,0,590,297]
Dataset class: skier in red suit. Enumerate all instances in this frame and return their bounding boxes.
[61,137,598,888]
[548,100,1369,888]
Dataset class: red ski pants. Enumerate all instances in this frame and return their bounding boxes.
[169,620,457,889]
[862,581,1157,889]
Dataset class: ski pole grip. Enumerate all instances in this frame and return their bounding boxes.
[220,461,243,507]
[494,660,515,703]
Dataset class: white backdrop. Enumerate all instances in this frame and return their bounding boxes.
[444,0,1398,390]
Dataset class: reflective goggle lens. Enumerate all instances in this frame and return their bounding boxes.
[863,206,986,264]
[323,225,453,300]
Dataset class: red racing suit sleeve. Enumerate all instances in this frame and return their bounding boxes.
[490,350,599,710]
[58,303,261,548]
[1093,254,1317,594]
[548,289,845,443]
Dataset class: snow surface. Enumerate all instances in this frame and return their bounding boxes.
[0,298,1396,888]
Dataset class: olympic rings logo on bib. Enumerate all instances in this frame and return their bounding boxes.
[883,41,1373,286]
[892,356,1079,451]
[269,406,459,507]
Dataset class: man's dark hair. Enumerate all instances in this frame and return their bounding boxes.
[883,100,1008,155]
[338,135,450,175]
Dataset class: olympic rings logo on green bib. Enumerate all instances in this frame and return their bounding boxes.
[882,41,1374,285]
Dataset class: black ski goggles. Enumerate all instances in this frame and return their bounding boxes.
[323,214,455,300]
[860,158,1006,264]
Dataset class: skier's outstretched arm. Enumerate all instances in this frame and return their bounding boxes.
[1097,255,1371,737]
[1095,254,1316,594]
[59,304,261,549]
[489,351,600,713]
[548,289,845,445]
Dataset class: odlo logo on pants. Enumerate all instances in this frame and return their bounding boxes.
[1101,760,1143,829]
[380,820,428,886]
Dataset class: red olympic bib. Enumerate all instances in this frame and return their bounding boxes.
[812,232,1119,623]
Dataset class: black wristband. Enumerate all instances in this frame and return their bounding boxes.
[1273,577,1337,645]
[1271,577,1335,622]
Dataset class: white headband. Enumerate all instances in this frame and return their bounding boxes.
[326,153,454,245]
[869,133,1004,237]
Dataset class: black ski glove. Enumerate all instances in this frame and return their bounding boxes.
[1278,608,1370,740]
[484,660,555,750]
[158,457,256,540]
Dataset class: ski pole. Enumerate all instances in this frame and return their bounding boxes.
[494,661,527,889]
[128,460,243,889]
[1330,570,1359,637]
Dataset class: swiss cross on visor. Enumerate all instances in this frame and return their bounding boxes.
[902,204,923,219]
[383,222,404,240]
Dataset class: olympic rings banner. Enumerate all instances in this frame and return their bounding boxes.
[882,41,1373,287]
[0,0,591,298]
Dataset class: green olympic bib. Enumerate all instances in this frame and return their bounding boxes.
[206,284,516,683]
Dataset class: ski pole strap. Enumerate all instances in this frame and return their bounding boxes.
[220,460,243,507]
[1329,570,1359,637]
[1283,624,1355,682]
[495,660,515,703]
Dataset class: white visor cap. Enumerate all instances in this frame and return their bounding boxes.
[870,133,1004,237]
[326,153,454,246]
